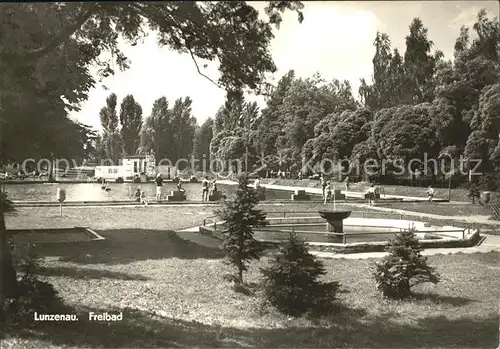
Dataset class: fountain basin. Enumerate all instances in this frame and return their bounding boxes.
[318,210,352,243]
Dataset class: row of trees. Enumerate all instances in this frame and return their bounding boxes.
[94,93,195,163]
[94,93,201,166]
[209,11,500,189]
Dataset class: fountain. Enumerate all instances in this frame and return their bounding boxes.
[318,184,351,243]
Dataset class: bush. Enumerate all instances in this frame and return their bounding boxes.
[1,245,65,326]
[467,183,481,204]
[261,232,340,317]
[373,227,440,300]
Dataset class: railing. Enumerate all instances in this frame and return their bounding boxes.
[202,217,218,230]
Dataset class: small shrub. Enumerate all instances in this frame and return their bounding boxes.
[373,227,440,300]
[260,232,340,317]
[467,183,481,204]
[216,173,267,285]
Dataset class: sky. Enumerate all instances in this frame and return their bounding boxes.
[69,1,500,131]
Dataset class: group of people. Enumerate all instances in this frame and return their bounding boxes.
[320,175,351,204]
[201,176,218,201]
[133,173,185,205]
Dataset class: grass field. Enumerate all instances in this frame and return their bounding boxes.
[377,202,492,217]
[2,228,499,348]
[2,203,499,348]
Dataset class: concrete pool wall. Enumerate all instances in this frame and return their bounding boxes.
[198,215,480,253]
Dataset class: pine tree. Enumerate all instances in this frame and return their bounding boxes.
[261,232,340,317]
[373,227,440,300]
[216,173,267,284]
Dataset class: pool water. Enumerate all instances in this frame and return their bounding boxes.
[2,182,322,202]
[255,224,402,243]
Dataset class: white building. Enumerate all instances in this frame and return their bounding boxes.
[94,165,124,181]
[122,155,156,180]
[95,154,157,182]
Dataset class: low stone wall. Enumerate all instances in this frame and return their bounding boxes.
[305,230,481,254]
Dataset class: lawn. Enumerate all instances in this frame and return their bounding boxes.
[2,203,499,347]
[4,206,215,231]
[377,202,492,218]
[3,203,369,230]
[2,225,499,348]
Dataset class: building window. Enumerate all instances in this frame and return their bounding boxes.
[108,169,112,174]
[114,169,118,174]
[134,161,138,173]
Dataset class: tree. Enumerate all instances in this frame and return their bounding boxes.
[371,104,440,166]
[302,108,373,174]
[169,97,197,163]
[119,94,143,156]
[359,32,401,110]
[210,94,261,173]
[192,118,214,171]
[273,75,357,173]
[0,1,304,298]
[256,70,295,157]
[138,97,171,161]
[403,18,443,104]
[99,93,124,163]
[216,174,267,284]
[260,232,340,317]
[373,227,440,300]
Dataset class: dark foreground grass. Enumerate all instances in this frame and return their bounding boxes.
[3,228,499,348]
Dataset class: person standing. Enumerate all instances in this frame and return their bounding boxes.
[201,176,209,201]
[367,183,376,206]
[426,185,435,202]
[140,189,148,206]
[254,177,261,190]
[134,187,141,202]
[320,174,328,200]
[344,176,350,191]
[155,173,163,202]
[324,180,332,204]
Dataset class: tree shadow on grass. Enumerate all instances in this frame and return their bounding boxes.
[17,229,225,265]
[411,292,475,306]
[36,266,150,281]
[2,304,497,348]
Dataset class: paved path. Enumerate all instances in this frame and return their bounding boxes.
[217,180,466,203]
[341,202,499,226]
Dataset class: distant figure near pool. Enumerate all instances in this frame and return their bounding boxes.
[155,173,163,202]
[177,179,185,193]
[320,174,328,200]
[211,179,217,195]
[344,176,350,191]
[135,187,141,202]
[254,177,261,190]
[367,184,376,205]
[426,185,435,202]
[202,176,209,201]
